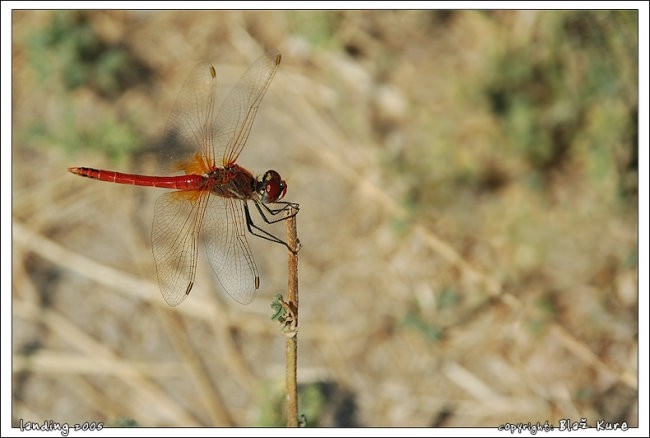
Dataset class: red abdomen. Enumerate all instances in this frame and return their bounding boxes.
[68,167,205,190]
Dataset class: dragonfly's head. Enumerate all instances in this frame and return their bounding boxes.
[258,170,287,203]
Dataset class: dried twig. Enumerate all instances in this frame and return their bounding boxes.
[284,208,300,427]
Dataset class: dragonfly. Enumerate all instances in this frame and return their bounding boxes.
[69,50,299,306]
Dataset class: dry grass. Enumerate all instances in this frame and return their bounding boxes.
[10,10,638,427]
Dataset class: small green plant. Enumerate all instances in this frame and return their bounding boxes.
[107,417,138,427]
[402,311,444,343]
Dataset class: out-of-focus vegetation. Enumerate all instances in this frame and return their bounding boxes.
[27,11,150,97]
[19,11,150,162]
[388,11,637,211]
[11,10,638,427]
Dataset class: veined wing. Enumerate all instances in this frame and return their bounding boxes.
[160,61,220,174]
[151,190,210,306]
[202,195,260,304]
[159,51,281,174]
[215,50,281,167]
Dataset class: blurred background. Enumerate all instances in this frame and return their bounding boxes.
[11,10,638,427]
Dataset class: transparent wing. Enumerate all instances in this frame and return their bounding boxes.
[202,195,260,304]
[151,191,209,306]
[214,50,281,166]
[159,51,281,173]
[159,61,220,174]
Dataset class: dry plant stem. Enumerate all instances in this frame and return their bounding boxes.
[14,222,636,389]
[285,209,299,427]
[157,308,233,426]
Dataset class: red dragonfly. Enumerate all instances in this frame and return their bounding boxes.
[69,50,298,306]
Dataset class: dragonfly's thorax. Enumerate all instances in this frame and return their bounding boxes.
[208,164,257,200]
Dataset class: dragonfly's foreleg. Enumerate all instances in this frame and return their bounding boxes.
[254,200,299,224]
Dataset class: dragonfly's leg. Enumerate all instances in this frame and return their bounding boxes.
[255,201,299,224]
[244,202,298,253]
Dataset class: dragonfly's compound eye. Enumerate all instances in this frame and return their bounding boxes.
[262,170,287,203]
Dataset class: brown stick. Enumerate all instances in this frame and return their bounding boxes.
[285,208,299,427]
